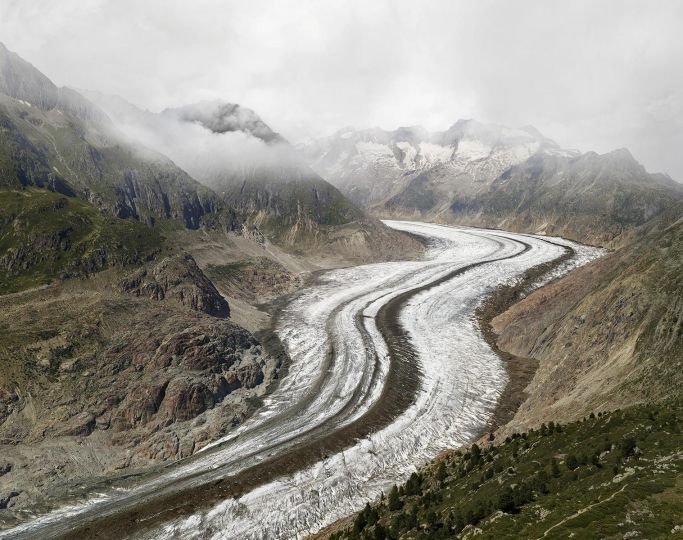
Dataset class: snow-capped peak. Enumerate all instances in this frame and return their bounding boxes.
[297,119,572,208]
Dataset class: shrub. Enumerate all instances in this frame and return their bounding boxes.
[388,485,402,511]
[497,485,517,513]
[620,438,637,458]
[565,454,579,470]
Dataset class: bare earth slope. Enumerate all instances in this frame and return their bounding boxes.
[493,213,683,433]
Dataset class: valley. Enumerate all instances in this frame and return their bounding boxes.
[0,222,601,539]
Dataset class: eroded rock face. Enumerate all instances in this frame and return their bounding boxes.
[103,319,264,433]
[0,490,20,510]
[57,412,96,437]
[119,253,230,318]
[0,289,278,512]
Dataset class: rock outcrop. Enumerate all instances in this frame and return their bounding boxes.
[119,253,230,317]
[0,277,279,516]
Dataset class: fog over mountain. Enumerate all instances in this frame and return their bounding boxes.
[81,91,306,187]
[1,0,682,180]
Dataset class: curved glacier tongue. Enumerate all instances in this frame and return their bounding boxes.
[147,222,601,540]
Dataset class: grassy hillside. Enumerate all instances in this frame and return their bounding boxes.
[0,188,161,293]
[328,401,682,540]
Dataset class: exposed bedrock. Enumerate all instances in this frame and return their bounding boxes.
[119,253,230,318]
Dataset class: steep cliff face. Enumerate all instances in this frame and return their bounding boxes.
[0,97,238,231]
[82,95,365,234]
[0,44,239,232]
[492,214,683,433]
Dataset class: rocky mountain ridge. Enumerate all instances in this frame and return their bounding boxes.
[83,90,422,256]
[298,120,571,207]
[0,44,237,232]
[300,121,683,247]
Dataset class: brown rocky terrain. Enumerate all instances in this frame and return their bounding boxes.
[0,263,280,518]
[119,253,230,317]
[492,213,683,436]
[204,257,303,305]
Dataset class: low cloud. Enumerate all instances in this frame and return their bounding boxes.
[2,0,681,179]
[98,99,307,188]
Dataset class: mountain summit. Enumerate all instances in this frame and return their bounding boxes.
[162,101,281,142]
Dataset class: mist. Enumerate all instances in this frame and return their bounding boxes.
[94,97,310,189]
[1,0,681,179]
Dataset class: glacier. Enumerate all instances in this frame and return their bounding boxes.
[148,222,602,539]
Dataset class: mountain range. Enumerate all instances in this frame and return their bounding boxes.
[80,90,407,253]
[0,42,420,516]
[300,122,683,247]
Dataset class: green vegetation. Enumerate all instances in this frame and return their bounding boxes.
[205,261,250,280]
[330,401,683,539]
[0,188,162,293]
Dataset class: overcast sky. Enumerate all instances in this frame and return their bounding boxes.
[1,0,681,179]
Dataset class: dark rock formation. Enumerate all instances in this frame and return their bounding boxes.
[103,317,263,433]
[0,490,20,510]
[119,253,230,318]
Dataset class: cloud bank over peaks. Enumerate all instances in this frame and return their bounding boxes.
[83,91,310,189]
